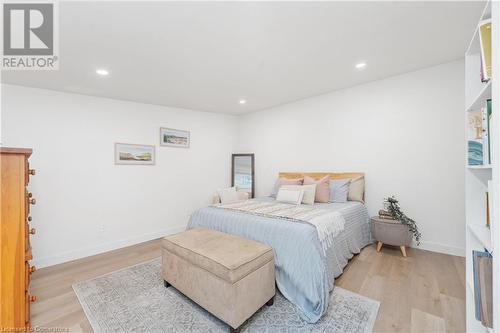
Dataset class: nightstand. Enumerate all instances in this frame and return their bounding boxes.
[371,216,412,257]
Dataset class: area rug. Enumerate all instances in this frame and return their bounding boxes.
[73,258,379,333]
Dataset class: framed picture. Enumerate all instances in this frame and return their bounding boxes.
[115,143,155,165]
[160,127,190,148]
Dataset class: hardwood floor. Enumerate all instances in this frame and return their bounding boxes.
[30,240,162,332]
[30,240,465,332]
[335,244,465,333]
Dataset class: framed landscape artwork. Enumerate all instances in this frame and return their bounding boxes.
[115,143,155,165]
[160,127,190,148]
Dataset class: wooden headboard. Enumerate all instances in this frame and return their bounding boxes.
[279,172,365,201]
[278,172,364,180]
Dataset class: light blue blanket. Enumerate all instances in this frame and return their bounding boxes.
[188,198,372,323]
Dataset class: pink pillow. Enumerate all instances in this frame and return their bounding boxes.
[270,178,303,197]
[304,175,330,203]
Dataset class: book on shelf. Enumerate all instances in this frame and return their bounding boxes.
[481,99,493,165]
[487,180,492,228]
[486,192,490,228]
[480,58,485,82]
[486,99,492,164]
[479,19,492,82]
[468,100,492,166]
[473,250,493,328]
[482,106,489,165]
[468,109,484,165]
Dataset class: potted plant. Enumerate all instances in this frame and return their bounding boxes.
[383,196,421,245]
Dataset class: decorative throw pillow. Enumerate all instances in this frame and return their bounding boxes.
[303,175,330,203]
[282,184,317,205]
[329,179,351,203]
[270,178,304,197]
[348,176,365,202]
[276,187,304,205]
[218,187,239,204]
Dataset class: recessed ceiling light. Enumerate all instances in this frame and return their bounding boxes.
[355,62,366,69]
[96,69,109,76]
[239,100,246,104]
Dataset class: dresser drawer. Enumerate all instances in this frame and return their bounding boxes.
[25,263,37,326]
[25,191,35,210]
[25,219,35,253]
[24,160,35,186]
[25,193,30,220]
[25,262,30,290]
[25,247,33,261]
[25,194,35,252]
[25,159,29,186]
[25,292,30,324]
[25,216,33,237]
[25,263,36,296]
[25,229,31,252]
[26,264,36,278]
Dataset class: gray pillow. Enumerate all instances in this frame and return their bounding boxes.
[329,179,351,203]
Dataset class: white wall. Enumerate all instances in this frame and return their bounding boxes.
[1,60,466,266]
[236,60,465,256]
[1,85,238,268]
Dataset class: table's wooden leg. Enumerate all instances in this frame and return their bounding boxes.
[400,246,407,257]
[376,241,383,252]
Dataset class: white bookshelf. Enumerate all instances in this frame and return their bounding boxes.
[468,165,493,170]
[465,1,498,332]
[466,81,492,112]
[468,224,493,253]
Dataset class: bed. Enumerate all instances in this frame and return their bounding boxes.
[187,172,373,323]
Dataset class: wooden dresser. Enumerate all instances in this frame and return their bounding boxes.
[0,147,36,331]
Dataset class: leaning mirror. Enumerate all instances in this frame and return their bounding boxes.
[231,154,255,198]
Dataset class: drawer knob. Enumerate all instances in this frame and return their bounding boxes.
[29,295,37,302]
[29,198,36,205]
[27,216,32,222]
[29,266,36,273]
[29,228,36,235]
[29,169,36,176]
[28,192,32,198]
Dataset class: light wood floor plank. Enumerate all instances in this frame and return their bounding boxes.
[411,308,446,333]
[439,294,466,333]
[337,245,465,333]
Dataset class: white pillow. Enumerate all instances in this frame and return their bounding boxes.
[218,187,239,204]
[281,184,316,205]
[276,187,304,205]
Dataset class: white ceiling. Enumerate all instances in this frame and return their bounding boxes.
[1,1,486,114]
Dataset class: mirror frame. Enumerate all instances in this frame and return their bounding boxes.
[231,153,255,199]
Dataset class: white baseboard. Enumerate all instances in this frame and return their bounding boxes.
[34,225,465,268]
[416,240,465,257]
[34,225,186,269]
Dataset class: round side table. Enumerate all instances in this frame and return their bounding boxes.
[371,216,412,257]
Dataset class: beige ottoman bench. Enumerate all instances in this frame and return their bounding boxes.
[161,228,275,333]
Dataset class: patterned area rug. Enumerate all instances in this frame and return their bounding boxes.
[73,258,379,333]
